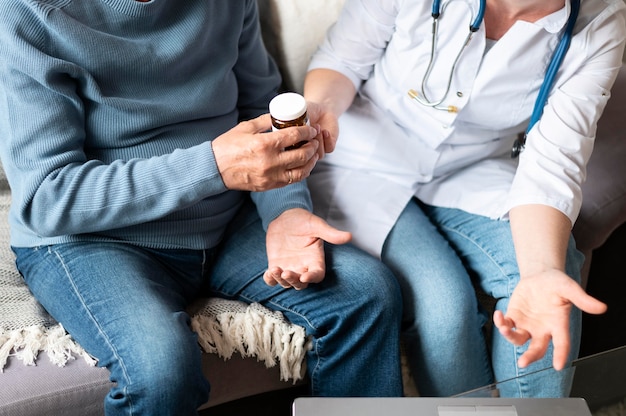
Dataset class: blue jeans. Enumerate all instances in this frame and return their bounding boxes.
[381,199,583,398]
[14,203,404,416]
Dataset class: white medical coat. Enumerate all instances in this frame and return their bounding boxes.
[307,0,626,257]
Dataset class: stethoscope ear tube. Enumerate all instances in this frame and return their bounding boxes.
[431,0,484,30]
[471,0,486,32]
[414,0,486,111]
[431,0,441,18]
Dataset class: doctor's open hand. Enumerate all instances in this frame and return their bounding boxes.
[212,114,321,191]
[263,208,352,290]
[493,270,607,370]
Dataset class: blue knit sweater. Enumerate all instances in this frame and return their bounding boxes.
[0,0,312,249]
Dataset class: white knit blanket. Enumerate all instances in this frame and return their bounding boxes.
[191,298,311,382]
[0,171,309,382]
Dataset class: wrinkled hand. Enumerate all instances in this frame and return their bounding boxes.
[263,208,352,290]
[212,114,321,191]
[493,270,607,370]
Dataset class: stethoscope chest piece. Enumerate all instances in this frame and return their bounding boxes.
[510,133,526,159]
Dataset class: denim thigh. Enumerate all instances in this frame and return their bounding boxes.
[14,243,210,415]
[422,204,584,397]
[381,198,493,396]
[207,201,405,397]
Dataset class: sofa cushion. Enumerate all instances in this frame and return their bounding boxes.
[0,344,303,416]
[0,356,110,416]
[261,0,347,93]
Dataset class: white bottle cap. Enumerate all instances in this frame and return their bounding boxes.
[269,92,307,121]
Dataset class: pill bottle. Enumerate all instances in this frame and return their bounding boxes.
[269,92,309,131]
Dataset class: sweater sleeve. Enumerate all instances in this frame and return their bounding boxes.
[235,0,283,121]
[251,182,313,231]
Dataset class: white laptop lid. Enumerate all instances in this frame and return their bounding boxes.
[292,397,592,416]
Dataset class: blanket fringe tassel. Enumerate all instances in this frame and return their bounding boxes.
[1,301,311,383]
[191,301,311,383]
[0,324,96,372]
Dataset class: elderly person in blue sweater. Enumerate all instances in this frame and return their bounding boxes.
[0,1,405,414]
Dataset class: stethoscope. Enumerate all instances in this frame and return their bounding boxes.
[408,0,486,113]
[408,0,581,158]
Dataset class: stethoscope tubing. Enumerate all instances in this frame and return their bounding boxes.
[431,0,485,30]
[511,0,581,157]
[416,0,485,111]
[414,0,581,158]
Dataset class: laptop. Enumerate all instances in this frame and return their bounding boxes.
[292,397,593,416]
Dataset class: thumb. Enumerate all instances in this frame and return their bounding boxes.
[310,215,352,245]
[566,280,607,315]
[236,113,272,134]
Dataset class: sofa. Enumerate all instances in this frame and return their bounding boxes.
[1,1,625,415]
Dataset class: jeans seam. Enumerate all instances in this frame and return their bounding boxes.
[264,299,323,394]
[255,303,324,398]
[49,246,135,413]
[439,224,517,297]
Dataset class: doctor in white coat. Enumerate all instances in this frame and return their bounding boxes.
[304,0,626,397]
